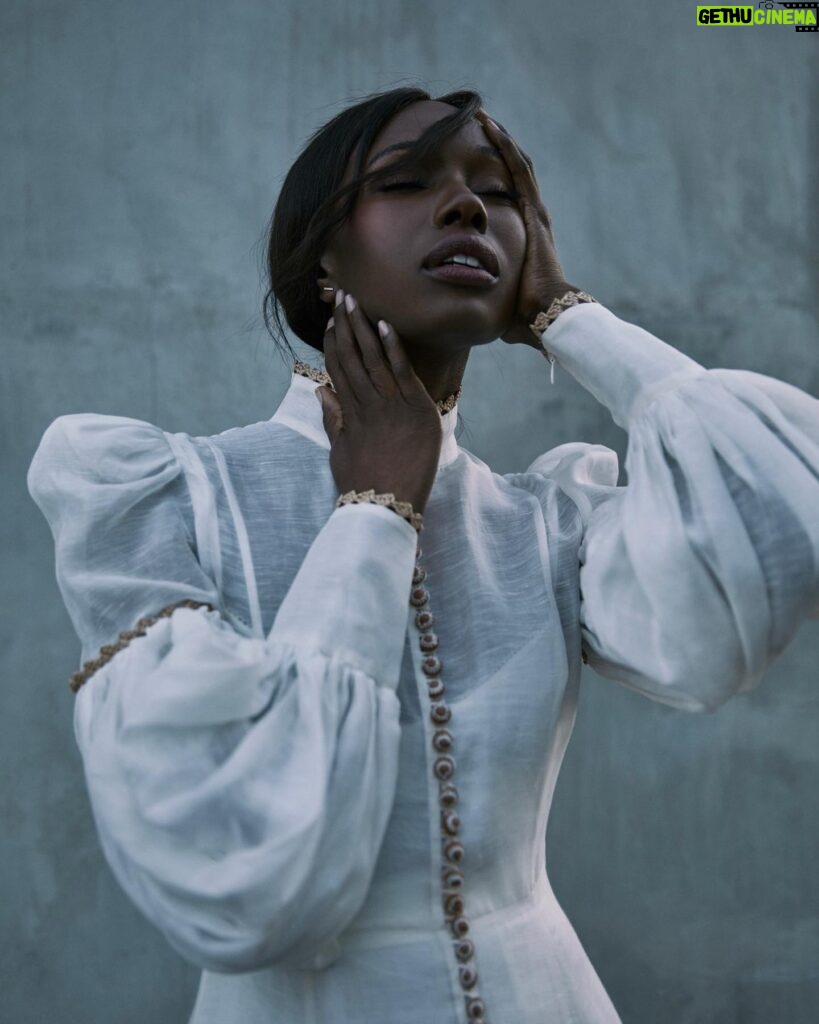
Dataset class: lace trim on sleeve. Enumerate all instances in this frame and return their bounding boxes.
[68,599,215,694]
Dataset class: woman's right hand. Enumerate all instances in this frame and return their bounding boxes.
[315,290,443,517]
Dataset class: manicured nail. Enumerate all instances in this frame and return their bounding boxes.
[344,293,356,313]
[377,320,389,339]
[326,316,334,331]
[335,288,344,307]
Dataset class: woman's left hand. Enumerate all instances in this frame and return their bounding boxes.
[477,110,579,350]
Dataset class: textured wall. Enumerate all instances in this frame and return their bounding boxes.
[3,0,817,1021]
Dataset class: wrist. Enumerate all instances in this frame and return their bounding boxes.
[533,282,583,312]
[336,488,425,532]
[529,288,599,343]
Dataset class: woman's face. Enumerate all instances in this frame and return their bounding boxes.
[322,100,527,354]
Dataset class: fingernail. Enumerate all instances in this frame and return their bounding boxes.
[377,320,389,339]
[335,288,344,307]
[314,389,324,407]
[326,316,334,331]
[344,293,356,313]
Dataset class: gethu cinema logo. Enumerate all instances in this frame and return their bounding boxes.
[696,2,818,29]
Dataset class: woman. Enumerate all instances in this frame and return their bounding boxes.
[28,86,819,1023]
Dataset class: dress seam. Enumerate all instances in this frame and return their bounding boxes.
[203,439,264,638]
[164,431,224,597]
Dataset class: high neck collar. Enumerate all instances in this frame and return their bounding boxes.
[269,367,461,471]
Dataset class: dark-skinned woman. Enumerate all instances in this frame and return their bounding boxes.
[28,87,819,1024]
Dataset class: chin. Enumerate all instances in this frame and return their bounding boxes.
[404,321,501,352]
[383,286,506,346]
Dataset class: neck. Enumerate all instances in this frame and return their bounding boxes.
[311,344,469,408]
[401,345,470,405]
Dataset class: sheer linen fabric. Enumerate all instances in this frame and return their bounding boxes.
[28,302,819,1024]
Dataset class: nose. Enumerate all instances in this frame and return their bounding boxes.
[433,181,488,232]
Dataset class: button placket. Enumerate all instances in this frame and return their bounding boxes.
[411,540,491,1023]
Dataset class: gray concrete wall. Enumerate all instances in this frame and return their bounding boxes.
[3,1,817,1020]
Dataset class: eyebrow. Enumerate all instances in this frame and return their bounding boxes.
[367,141,505,168]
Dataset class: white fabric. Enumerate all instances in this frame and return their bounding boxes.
[27,301,819,1023]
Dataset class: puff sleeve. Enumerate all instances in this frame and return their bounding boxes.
[27,414,418,973]
[527,302,819,713]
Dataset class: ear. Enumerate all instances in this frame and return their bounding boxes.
[316,259,337,306]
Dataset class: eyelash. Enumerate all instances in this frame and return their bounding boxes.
[379,180,519,202]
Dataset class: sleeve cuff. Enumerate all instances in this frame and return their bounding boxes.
[270,502,418,690]
[540,301,709,429]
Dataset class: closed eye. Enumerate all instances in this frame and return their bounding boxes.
[482,188,520,202]
[378,180,424,191]
[379,180,519,202]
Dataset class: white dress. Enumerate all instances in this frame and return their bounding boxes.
[27,301,819,1024]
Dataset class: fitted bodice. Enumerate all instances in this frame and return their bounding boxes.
[196,413,585,939]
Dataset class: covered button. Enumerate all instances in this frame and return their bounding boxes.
[422,654,442,676]
[442,865,464,890]
[459,965,478,990]
[465,995,486,1019]
[412,565,427,585]
[444,892,465,917]
[410,587,430,607]
[453,937,474,962]
[415,610,434,630]
[433,755,456,780]
[443,838,464,863]
[419,631,438,651]
[427,678,445,699]
[450,915,470,938]
[430,701,451,725]
[441,809,460,835]
[432,728,454,752]
[439,782,459,807]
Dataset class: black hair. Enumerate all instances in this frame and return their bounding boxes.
[262,85,485,362]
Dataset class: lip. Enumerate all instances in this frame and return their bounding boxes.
[422,234,500,278]
[422,264,498,288]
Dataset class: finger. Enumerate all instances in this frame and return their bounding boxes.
[322,305,355,409]
[342,293,399,399]
[329,289,369,407]
[376,319,426,401]
[479,115,542,205]
[480,116,556,239]
[483,115,537,187]
[315,383,343,442]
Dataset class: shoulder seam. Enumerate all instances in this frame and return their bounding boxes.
[163,431,224,598]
